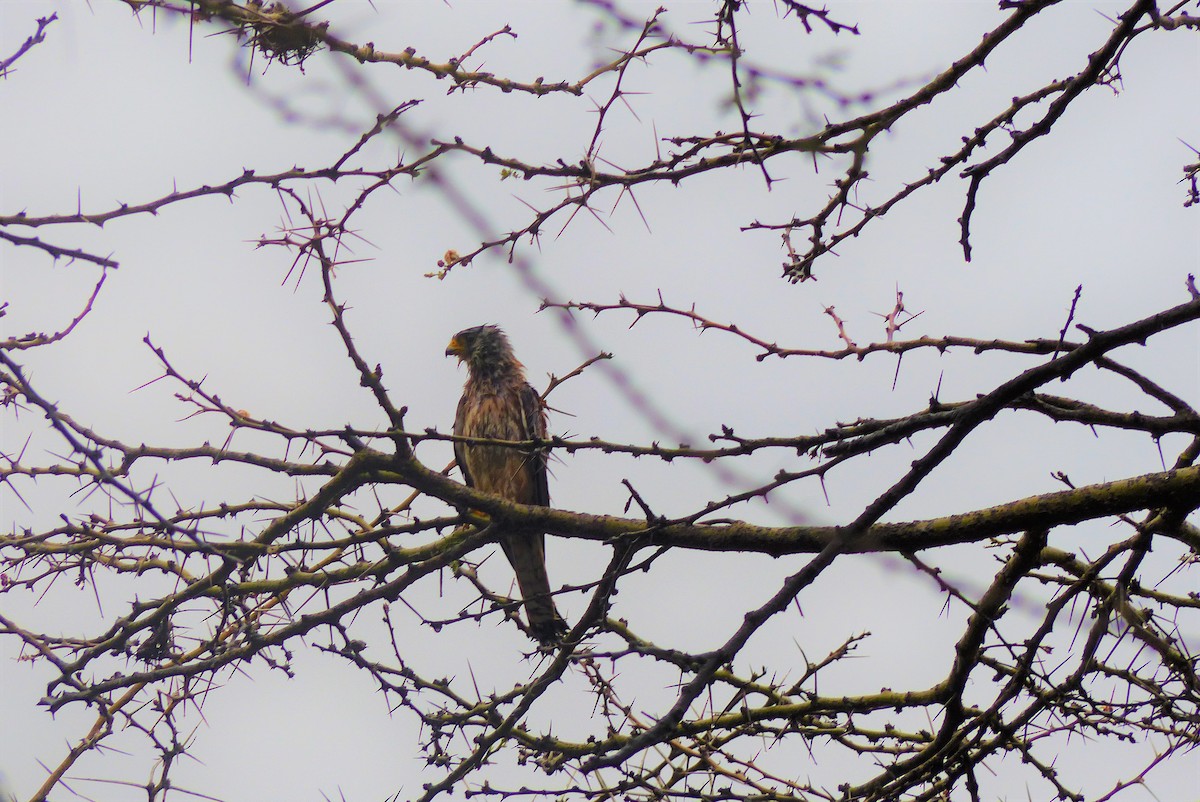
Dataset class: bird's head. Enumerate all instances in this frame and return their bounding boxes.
[446,325,522,377]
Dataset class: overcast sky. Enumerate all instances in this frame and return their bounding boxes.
[2,1,1198,800]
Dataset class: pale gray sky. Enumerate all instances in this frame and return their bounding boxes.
[2,1,1198,800]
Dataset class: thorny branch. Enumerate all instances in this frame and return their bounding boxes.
[0,12,57,75]
[3,2,1197,802]
[6,278,1197,799]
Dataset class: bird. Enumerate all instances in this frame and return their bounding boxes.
[446,324,567,643]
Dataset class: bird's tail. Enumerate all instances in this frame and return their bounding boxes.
[500,532,567,644]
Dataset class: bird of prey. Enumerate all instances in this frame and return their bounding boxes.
[446,325,567,643]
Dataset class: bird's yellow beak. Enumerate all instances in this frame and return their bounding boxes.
[445,336,466,359]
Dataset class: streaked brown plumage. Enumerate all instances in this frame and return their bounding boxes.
[446,325,566,643]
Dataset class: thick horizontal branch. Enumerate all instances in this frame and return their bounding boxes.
[381,454,1200,556]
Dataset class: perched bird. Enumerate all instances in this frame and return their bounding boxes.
[446,325,567,643]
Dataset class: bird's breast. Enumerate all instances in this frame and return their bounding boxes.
[459,390,536,501]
